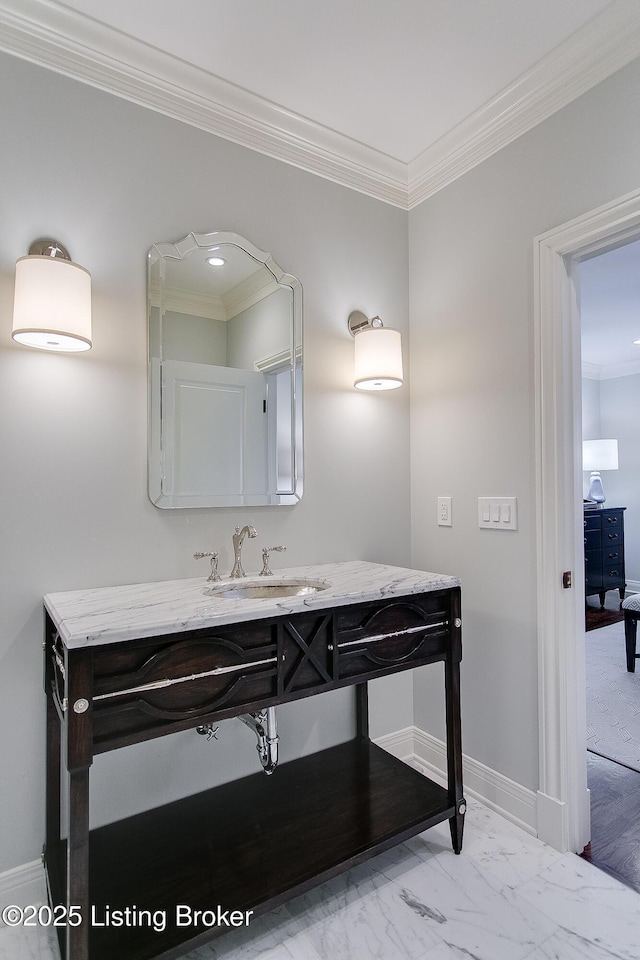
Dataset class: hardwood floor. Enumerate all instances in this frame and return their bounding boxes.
[582,600,640,892]
[582,752,640,893]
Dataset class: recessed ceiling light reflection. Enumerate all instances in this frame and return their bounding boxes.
[207,257,226,266]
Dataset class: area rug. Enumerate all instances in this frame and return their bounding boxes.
[585,602,624,632]
[586,621,640,774]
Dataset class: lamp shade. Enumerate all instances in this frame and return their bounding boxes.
[582,439,619,472]
[353,327,403,390]
[12,254,92,352]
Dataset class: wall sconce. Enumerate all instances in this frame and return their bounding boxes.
[582,438,619,505]
[348,311,403,390]
[12,239,92,352]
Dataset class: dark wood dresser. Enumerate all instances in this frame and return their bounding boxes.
[584,505,626,607]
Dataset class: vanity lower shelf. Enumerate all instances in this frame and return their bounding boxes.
[48,739,452,960]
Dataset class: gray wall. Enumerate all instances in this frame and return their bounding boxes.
[0,52,411,873]
[162,310,227,365]
[582,372,640,586]
[409,58,640,791]
[581,377,601,445]
[227,287,291,370]
[599,373,640,586]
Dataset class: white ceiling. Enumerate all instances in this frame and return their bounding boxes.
[2,0,640,207]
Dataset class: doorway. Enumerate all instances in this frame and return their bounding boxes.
[577,239,640,890]
[534,187,640,854]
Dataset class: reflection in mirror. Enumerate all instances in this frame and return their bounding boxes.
[148,232,303,508]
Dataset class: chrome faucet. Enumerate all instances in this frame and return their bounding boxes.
[230,524,257,578]
[259,545,286,576]
[193,551,220,581]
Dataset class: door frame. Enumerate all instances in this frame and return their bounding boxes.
[534,186,640,851]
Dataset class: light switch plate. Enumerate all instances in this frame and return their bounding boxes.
[478,497,517,530]
[438,496,452,526]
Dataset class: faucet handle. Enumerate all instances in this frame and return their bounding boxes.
[259,545,286,577]
[193,552,221,582]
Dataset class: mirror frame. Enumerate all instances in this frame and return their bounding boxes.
[147,231,303,508]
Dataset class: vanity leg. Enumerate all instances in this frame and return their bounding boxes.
[445,591,465,854]
[66,767,90,960]
[63,648,94,960]
[44,622,62,861]
[445,658,465,854]
[45,691,61,855]
[355,682,369,740]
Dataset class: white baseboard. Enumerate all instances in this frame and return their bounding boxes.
[372,725,416,764]
[0,859,47,922]
[535,790,570,852]
[625,581,640,595]
[375,725,538,837]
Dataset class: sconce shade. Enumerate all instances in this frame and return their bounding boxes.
[12,249,92,352]
[353,327,403,390]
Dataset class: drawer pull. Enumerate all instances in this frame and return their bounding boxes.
[93,656,277,703]
[52,646,66,680]
[50,650,67,712]
[337,621,447,650]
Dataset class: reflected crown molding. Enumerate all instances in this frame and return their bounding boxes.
[1,0,639,210]
[224,270,280,322]
[151,273,279,322]
[159,285,226,322]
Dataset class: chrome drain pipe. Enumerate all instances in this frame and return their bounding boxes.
[238,707,279,775]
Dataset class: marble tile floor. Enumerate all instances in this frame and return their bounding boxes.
[2,798,639,960]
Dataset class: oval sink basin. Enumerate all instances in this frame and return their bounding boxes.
[205,577,330,601]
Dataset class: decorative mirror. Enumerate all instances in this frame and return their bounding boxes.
[148,232,303,507]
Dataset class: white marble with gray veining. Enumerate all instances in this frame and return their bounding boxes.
[43,561,460,648]
[2,798,638,960]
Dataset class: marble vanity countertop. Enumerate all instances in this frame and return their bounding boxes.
[44,560,460,649]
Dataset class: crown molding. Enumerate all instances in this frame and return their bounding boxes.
[0,0,408,207]
[600,357,640,380]
[583,356,640,381]
[0,0,639,211]
[581,361,602,380]
[408,0,640,207]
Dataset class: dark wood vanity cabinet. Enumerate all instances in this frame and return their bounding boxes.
[44,587,464,960]
[584,506,626,607]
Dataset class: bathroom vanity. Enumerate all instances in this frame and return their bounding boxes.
[43,561,464,960]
